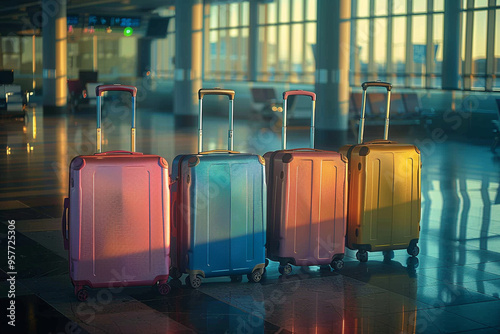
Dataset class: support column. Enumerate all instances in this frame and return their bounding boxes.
[137,38,152,77]
[441,0,462,90]
[174,0,203,127]
[248,0,259,82]
[485,0,496,91]
[315,0,351,149]
[42,0,67,112]
[0,37,3,69]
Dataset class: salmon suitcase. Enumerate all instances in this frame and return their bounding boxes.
[170,88,266,288]
[62,84,171,301]
[340,81,421,262]
[264,90,348,275]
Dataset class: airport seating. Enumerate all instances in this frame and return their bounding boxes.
[348,91,425,137]
[250,87,281,119]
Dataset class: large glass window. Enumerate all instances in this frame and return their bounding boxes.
[255,0,316,83]
[391,16,406,78]
[411,15,427,87]
[471,10,488,88]
[462,1,498,90]
[205,3,249,81]
[150,8,175,80]
[393,0,406,15]
[351,0,445,89]
[431,14,444,88]
[373,18,387,77]
[355,19,369,83]
[1,36,41,92]
[495,9,500,90]
[198,0,495,91]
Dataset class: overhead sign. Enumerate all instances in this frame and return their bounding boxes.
[87,16,141,28]
[67,15,79,26]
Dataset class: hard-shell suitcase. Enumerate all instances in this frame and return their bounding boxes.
[340,81,421,262]
[62,84,171,301]
[264,90,348,275]
[170,88,266,288]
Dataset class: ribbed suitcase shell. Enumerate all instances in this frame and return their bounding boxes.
[67,153,170,289]
[264,149,347,266]
[171,152,266,278]
[339,142,421,252]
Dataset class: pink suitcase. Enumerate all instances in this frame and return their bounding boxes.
[62,84,170,301]
[264,90,348,275]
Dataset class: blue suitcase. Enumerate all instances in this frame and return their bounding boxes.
[170,88,266,288]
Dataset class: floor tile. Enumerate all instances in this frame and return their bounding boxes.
[466,261,500,276]
[418,265,500,284]
[0,294,89,334]
[442,300,500,328]
[457,279,500,300]
[0,200,29,210]
[374,308,488,334]
[414,282,497,307]
[452,328,500,334]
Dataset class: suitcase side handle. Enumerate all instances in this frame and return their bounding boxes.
[95,84,138,153]
[358,80,392,144]
[364,139,398,145]
[199,149,240,155]
[94,150,144,156]
[198,88,236,153]
[282,90,316,150]
[62,198,69,250]
[284,148,323,152]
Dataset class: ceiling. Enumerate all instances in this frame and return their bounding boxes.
[0,0,175,35]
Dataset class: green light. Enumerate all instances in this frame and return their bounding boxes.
[123,27,133,36]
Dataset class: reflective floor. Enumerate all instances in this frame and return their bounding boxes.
[1,102,500,333]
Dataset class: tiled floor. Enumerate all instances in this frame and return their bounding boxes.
[1,102,499,333]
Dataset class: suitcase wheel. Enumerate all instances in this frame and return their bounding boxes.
[356,250,368,263]
[185,275,202,289]
[330,259,344,271]
[406,257,419,270]
[230,275,243,283]
[75,287,88,302]
[383,250,395,260]
[407,245,420,257]
[247,270,263,283]
[278,264,292,276]
[158,283,171,295]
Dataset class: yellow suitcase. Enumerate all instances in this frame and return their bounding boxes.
[340,81,421,262]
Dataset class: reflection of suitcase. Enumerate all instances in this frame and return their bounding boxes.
[340,81,421,262]
[343,259,418,332]
[264,90,347,275]
[62,85,171,301]
[170,88,266,288]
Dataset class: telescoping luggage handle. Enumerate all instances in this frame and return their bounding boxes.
[198,88,236,153]
[358,81,392,144]
[282,90,316,150]
[95,84,138,153]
